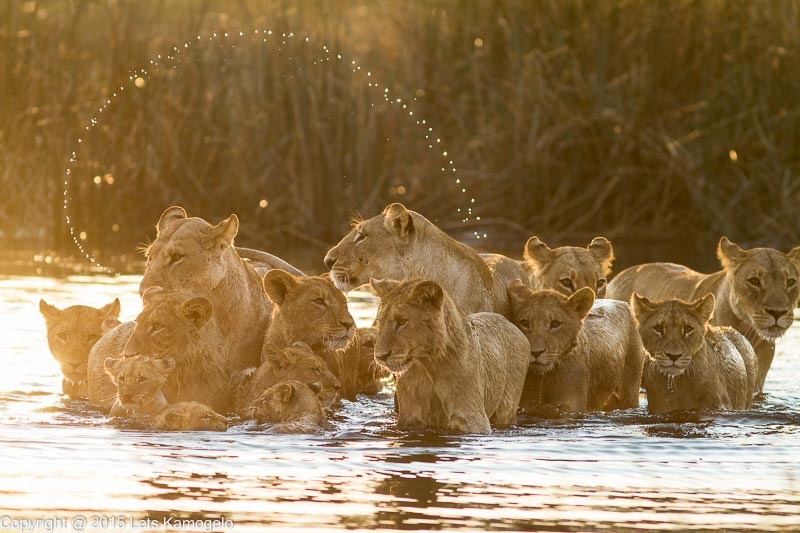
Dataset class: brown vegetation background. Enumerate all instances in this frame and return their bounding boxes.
[1,0,799,273]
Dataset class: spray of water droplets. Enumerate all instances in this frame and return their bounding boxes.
[64,30,483,275]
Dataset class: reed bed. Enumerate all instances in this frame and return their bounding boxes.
[1,0,799,272]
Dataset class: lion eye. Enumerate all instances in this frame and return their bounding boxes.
[683,325,694,335]
[747,277,761,288]
[395,318,408,328]
[151,323,165,333]
[550,320,562,329]
[596,279,606,288]
[354,231,366,244]
[57,332,68,341]
[87,334,101,343]
[788,279,797,288]
[518,319,531,329]
[169,253,184,265]
[137,376,148,384]
[559,278,574,290]
[653,324,664,335]
[312,298,326,307]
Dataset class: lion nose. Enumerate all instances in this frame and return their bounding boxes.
[666,352,683,362]
[324,251,337,270]
[374,349,391,361]
[531,349,545,360]
[340,317,355,330]
[765,308,788,321]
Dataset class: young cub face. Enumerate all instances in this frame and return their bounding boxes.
[40,299,121,385]
[261,342,341,408]
[508,281,594,373]
[632,294,715,377]
[156,402,227,431]
[104,355,175,408]
[523,236,614,297]
[252,380,325,425]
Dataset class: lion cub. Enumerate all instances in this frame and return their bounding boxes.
[371,278,529,434]
[155,402,227,431]
[232,342,341,414]
[632,294,757,413]
[104,355,176,417]
[251,380,327,434]
[522,236,614,297]
[40,298,121,398]
[508,281,645,414]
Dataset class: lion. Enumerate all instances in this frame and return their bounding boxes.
[522,236,614,297]
[40,298,121,398]
[140,206,300,371]
[507,281,645,414]
[104,355,175,418]
[336,327,387,399]
[632,293,757,413]
[608,237,800,393]
[88,288,230,413]
[232,342,341,414]
[251,380,327,434]
[370,278,529,434]
[324,202,526,318]
[155,401,228,431]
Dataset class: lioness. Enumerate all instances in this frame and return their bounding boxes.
[40,298,121,398]
[104,355,175,418]
[371,278,529,434]
[608,237,800,393]
[523,236,614,297]
[155,401,228,431]
[88,288,230,413]
[251,380,327,434]
[324,202,526,317]
[632,294,757,413]
[507,282,645,414]
[140,206,297,371]
[232,342,341,414]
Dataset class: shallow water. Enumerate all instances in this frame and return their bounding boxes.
[1,275,798,531]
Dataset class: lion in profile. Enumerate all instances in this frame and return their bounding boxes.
[522,236,614,297]
[104,355,175,418]
[608,237,800,393]
[324,202,526,318]
[632,293,757,413]
[155,402,228,431]
[88,288,229,413]
[371,278,529,434]
[251,380,327,434]
[39,298,121,398]
[507,281,644,414]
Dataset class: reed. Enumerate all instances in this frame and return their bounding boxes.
[1,0,798,271]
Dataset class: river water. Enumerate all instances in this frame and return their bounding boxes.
[0,275,798,531]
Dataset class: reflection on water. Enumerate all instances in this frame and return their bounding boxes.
[0,275,798,531]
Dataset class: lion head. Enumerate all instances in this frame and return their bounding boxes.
[251,380,326,426]
[523,236,614,297]
[140,206,240,296]
[632,293,715,377]
[104,354,175,409]
[260,342,342,408]
[369,278,454,374]
[507,280,594,373]
[324,203,426,292]
[121,288,214,363]
[155,401,227,431]
[717,237,800,341]
[40,298,121,388]
[262,270,355,352]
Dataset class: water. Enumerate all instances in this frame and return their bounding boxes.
[1,275,798,531]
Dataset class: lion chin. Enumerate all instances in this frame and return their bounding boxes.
[757,325,787,342]
[330,271,356,292]
[324,334,353,351]
[655,363,686,377]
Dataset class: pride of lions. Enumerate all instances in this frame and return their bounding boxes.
[38,203,800,434]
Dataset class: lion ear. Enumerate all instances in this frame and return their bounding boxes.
[276,382,295,403]
[157,206,187,234]
[566,287,595,319]
[103,357,123,377]
[631,292,658,322]
[523,236,554,267]
[717,236,748,269]
[262,269,299,306]
[383,203,415,240]
[410,280,444,310]
[142,286,166,307]
[587,237,614,275]
[787,245,800,270]
[101,298,121,319]
[263,344,288,370]
[690,294,716,324]
[370,278,400,298]
[39,299,61,322]
[309,382,323,396]
[182,297,213,329]
[154,357,177,376]
[507,279,532,306]
[209,214,239,251]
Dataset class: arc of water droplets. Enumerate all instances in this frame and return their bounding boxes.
[64,30,484,276]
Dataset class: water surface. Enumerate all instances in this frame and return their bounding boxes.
[1,275,798,531]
